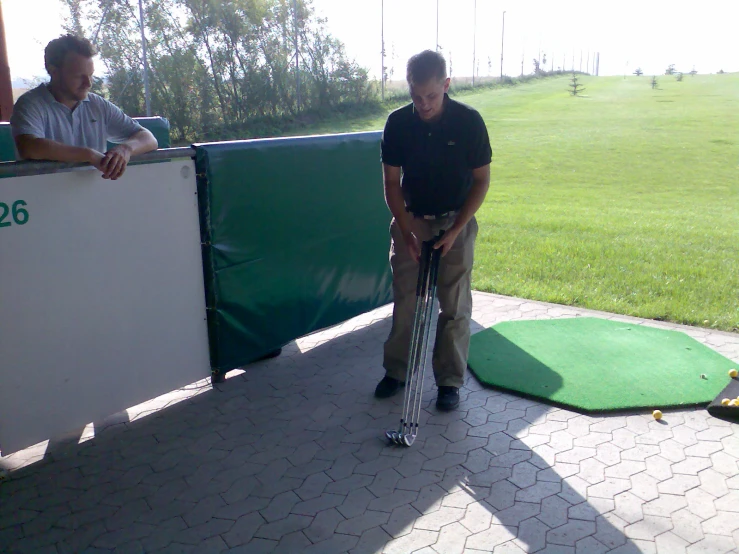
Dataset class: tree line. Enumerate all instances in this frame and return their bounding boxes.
[62,0,375,143]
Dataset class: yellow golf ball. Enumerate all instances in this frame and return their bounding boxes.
[729,369,738,378]
[722,398,731,406]
[653,410,663,420]
[730,400,738,407]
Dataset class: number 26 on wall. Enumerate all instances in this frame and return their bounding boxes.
[0,200,29,228]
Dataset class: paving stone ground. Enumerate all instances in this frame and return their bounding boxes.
[1,292,738,553]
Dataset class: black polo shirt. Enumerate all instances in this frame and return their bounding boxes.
[381,94,492,216]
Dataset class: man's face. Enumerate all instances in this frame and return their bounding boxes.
[50,52,94,102]
[409,76,450,122]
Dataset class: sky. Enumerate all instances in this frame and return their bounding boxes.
[4,0,738,87]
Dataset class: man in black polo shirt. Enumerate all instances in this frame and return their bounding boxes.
[376,49,492,411]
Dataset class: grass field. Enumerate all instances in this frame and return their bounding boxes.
[307,74,739,332]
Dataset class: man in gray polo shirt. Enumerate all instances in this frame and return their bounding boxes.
[10,34,158,180]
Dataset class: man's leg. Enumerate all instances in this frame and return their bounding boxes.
[379,218,429,396]
[432,216,478,408]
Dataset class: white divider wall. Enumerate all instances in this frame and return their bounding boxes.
[0,159,211,455]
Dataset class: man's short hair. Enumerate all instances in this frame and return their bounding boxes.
[44,35,95,73]
[406,50,447,86]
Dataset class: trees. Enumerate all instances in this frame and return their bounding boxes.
[633,67,643,76]
[665,64,676,75]
[568,72,585,96]
[62,0,372,143]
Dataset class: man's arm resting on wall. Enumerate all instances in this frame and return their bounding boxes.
[434,164,490,256]
[117,128,159,157]
[100,129,159,180]
[14,134,104,165]
[383,162,421,262]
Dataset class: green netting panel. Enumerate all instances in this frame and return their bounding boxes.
[194,131,393,372]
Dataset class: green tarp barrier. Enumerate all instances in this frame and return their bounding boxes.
[0,117,170,162]
[0,123,15,162]
[194,132,393,373]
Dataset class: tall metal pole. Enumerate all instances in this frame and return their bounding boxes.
[436,0,439,51]
[500,11,505,79]
[472,0,476,86]
[381,0,385,101]
[0,1,14,121]
[293,0,300,110]
[138,0,151,116]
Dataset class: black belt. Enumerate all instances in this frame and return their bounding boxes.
[407,208,458,220]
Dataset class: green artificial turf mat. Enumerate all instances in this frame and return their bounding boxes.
[467,317,736,412]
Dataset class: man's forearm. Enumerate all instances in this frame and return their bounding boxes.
[16,137,97,164]
[121,129,158,156]
[384,180,413,234]
[451,178,490,232]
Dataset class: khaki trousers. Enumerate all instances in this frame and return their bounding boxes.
[382,214,478,388]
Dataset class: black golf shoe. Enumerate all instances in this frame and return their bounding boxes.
[374,376,405,398]
[436,386,460,411]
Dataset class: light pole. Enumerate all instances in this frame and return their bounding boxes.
[381,0,385,101]
[436,0,439,51]
[138,0,151,116]
[472,0,476,86]
[500,10,506,79]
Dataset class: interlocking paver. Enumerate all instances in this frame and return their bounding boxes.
[463,447,495,473]
[654,531,689,554]
[612,491,646,525]
[670,508,706,543]
[324,474,374,495]
[685,534,736,553]
[625,514,673,540]
[509,461,539,488]
[459,499,495,533]
[493,541,528,554]
[512,515,549,551]
[414,505,465,530]
[537,462,580,482]
[698,467,730,498]
[537,494,572,528]
[605,460,647,479]
[547,520,596,546]
[337,487,375,519]
[222,512,265,548]
[594,442,623,467]
[592,512,629,550]
[558,475,589,505]
[441,487,487,509]
[568,497,615,521]
[3,292,738,554]
[495,501,540,526]
[349,526,393,554]
[588,477,633,500]
[574,536,609,554]
[383,528,438,554]
[578,458,606,485]
[466,523,518,551]
[253,514,312,541]
[382,503,422,538]
[272,529,311,552]
[701,511,739,535]
[629,471,660,502]
[685,488,719,519]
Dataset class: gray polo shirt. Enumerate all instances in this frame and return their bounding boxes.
[9,84,144,155]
